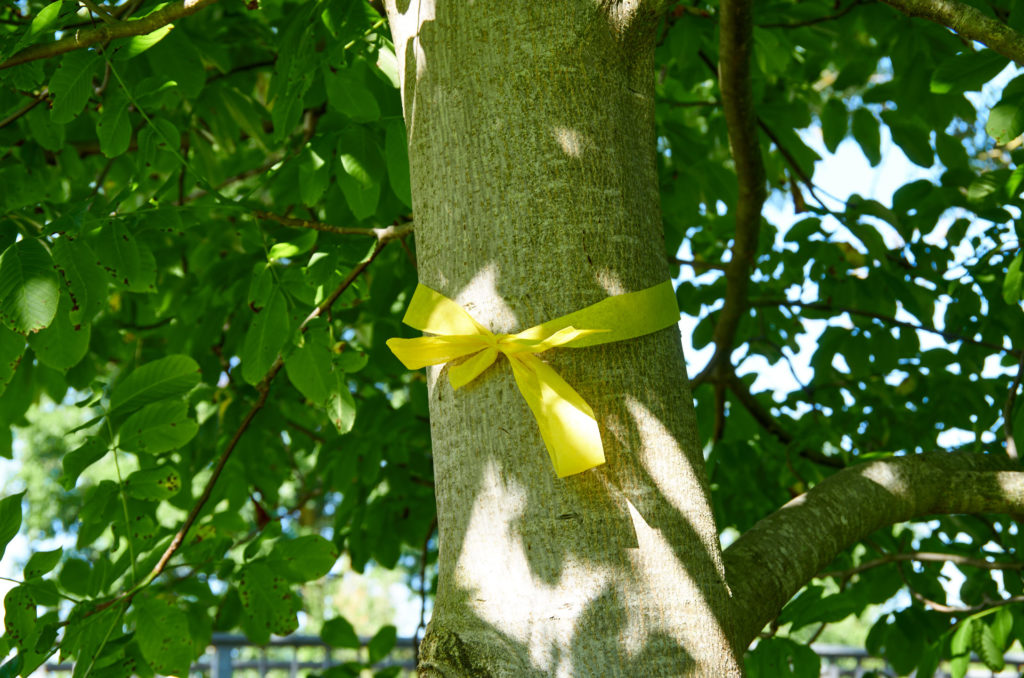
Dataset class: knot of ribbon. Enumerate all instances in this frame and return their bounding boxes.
[386,280,680,477]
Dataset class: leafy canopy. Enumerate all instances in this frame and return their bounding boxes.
[0,0,1021,677]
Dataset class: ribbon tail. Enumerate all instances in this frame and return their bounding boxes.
[386,336,489,370]
[449,347,499,390]
[508,354,605,478]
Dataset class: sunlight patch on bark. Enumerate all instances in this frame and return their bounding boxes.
[595,269,628,297]
[455,264,519,334]
[861,459,911,495]
[552,126,591,158]
[455,458,612,674]
[622,396,736,666]
[624,396,719,554]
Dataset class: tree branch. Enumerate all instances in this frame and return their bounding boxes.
[132,221,411,592]
[691,0,766,389]
[723,451,1024,649]
[671,256,727,272]
[758,0,871,29]
[725,373,845,468]
[822,550,1024,580]
[880,0,1024,65]
[79,0,120,25]
[0,0,220,71]
[1005,351,1024,460]
[751,297,1023,358]
[253,209,413,239]
[0,89,48,129]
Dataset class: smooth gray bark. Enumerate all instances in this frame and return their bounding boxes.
[384,2,741,676]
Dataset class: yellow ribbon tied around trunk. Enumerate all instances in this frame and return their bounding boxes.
[386,280,680,478]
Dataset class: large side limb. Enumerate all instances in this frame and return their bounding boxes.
[692,0,766,387]
[0,0,220,70]
[881,0,1024,65]
[723,452,1024,649]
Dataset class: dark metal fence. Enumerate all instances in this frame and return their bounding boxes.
[41,636,1024,677]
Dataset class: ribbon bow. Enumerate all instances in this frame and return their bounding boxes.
[386,280,679,477]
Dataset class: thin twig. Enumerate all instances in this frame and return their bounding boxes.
[79,0,119,25]
[758,0,870,29]
[0,89,48,129]
[671,257,728,272]
[752,297,1022,357]
[147,233,405,580]
[90,222,411,617]
[725,373,845,468]
[184,156,285,202]
[823,551,1024,580]
[1005,352,1024,460]
[1,0,221,70]
[254,209,413,239]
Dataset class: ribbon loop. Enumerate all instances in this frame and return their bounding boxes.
[385,280,679,477]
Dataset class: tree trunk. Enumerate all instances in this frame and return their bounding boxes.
[384,3,741,675]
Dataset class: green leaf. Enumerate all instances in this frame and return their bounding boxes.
[299,144,332,207]
[49,50,100,124]
[269,230,318,262]
[325,68,381,122]
[385,120,412,207]
[336,349,368,373]
[241,288,289,385]
[24,547,62,579]
[987,101,1024,144]
[94,222,158,293]
[820,99,847,153]
[114,25,173,60]
[0,492,25,562]
[852,108,881,166]
[65,605,122,678]
[29,1,64,39]
[219,87,270,150]
[931,49,1009,94]
[144,31,205,99]
[124,466,182,501]
[337,128,384,220]
[1003,252,1023,304]
[109,354,201,415]
[61,437,108,490]
[270,535,338,582]
[367,625,397,665]
[950,618,973,678]
[914,643,940,678]
[96,88,132,158]
[990,606,1013,649]
[133,594,193,676]
[973,617,1005,671]
[3,586,37,652]
[0,325,25,397]
[0,655,23,678]
[0,238,60,335]
[321,616,360,649]
[25,104,65,151]
[881,112,933,168]
[52,235,108,325]
[117,400,199,454]
[327,372,356,434]
[237,562,301,645]
[285,341,334,406]
[27,290,90,371]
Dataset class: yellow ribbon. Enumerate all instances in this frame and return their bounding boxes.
[386,280,680,477]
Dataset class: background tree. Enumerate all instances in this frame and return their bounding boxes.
[0,0,1022,676]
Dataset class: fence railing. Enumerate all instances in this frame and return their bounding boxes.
[41,635,1024,677]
